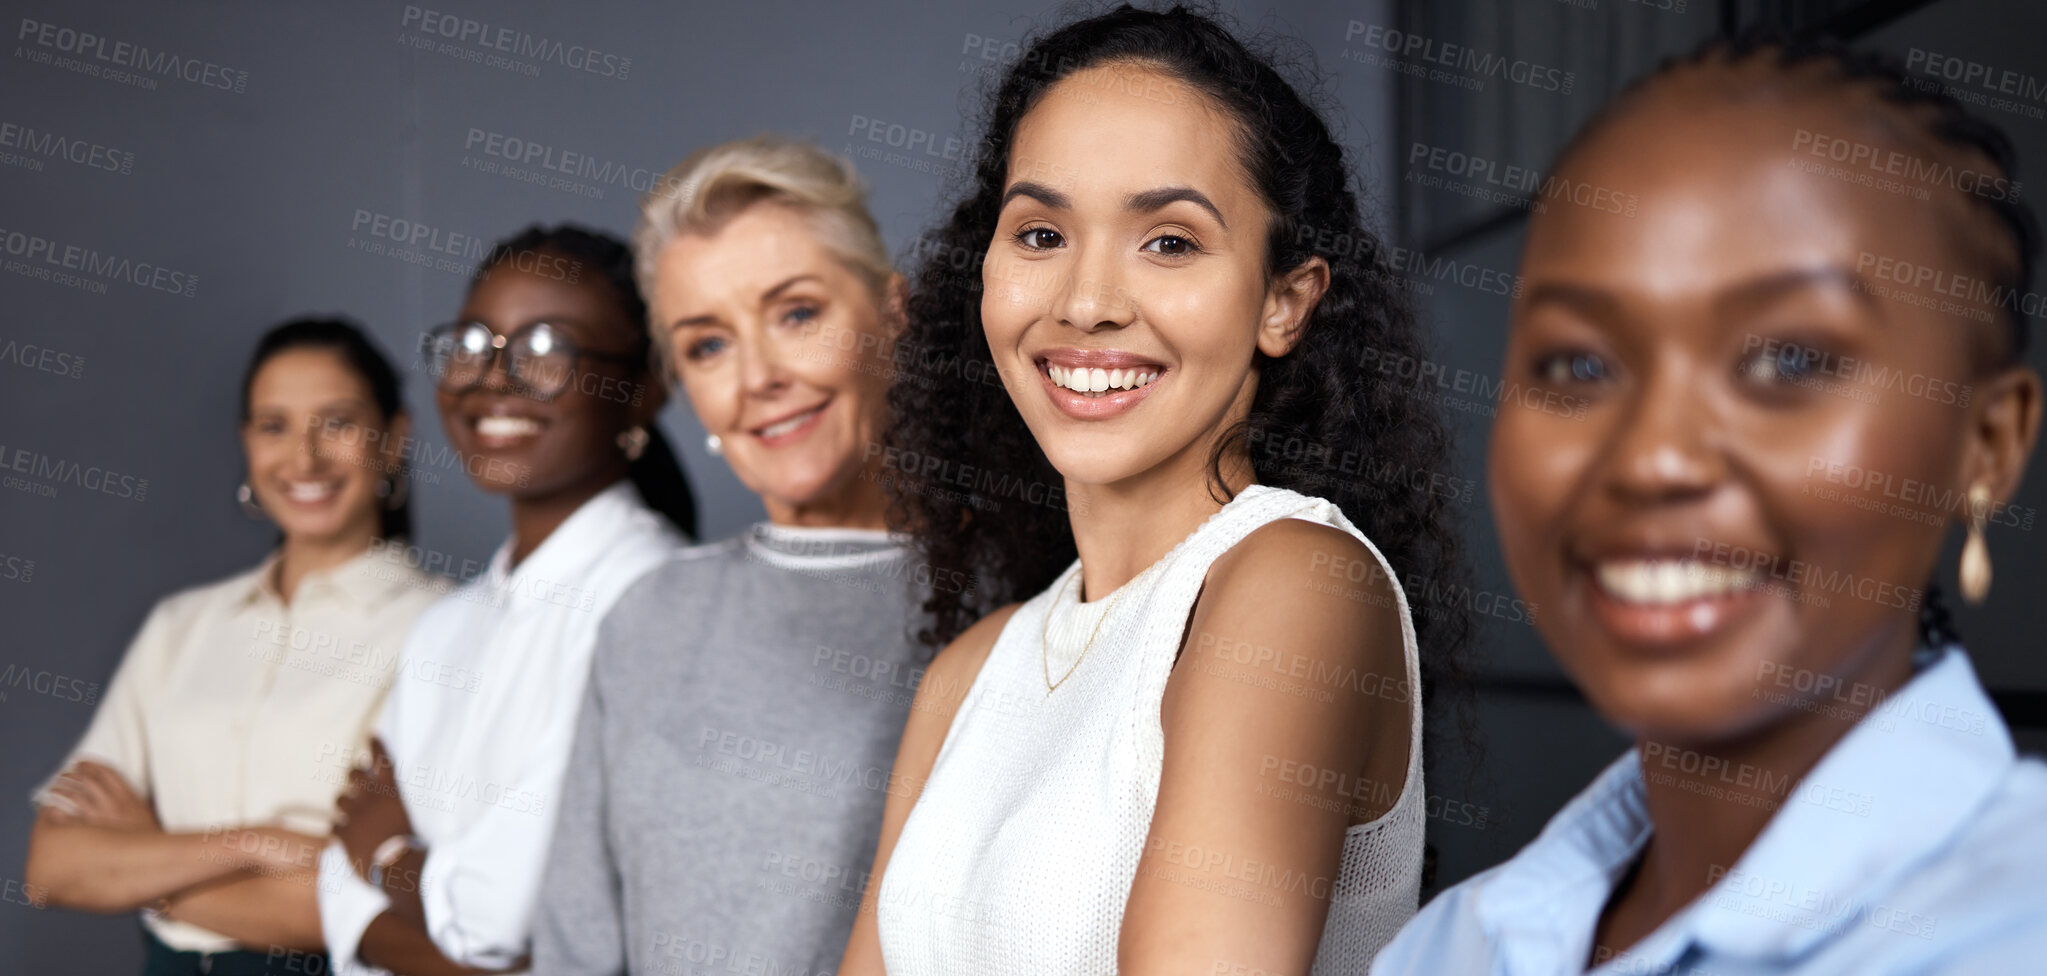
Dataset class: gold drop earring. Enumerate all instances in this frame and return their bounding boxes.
[1960,483,1993,605]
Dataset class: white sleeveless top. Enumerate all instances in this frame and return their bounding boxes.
[876,484,1426,974]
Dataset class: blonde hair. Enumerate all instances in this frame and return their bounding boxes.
[634,135,892,366]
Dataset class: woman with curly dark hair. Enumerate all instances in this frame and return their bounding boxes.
[840,6,1466,973]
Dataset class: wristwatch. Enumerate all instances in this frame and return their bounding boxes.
[367,833,423,889]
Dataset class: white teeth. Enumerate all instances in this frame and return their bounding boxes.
[759,407,821,439]
[1048,363,1160,395]
[285,482,335,502]
[1596,560,1758,605]
[476,416,541,439]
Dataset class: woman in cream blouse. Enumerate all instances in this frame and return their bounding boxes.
[25,317,445,975]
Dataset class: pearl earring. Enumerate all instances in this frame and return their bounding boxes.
[705,433,723,457]
[235,482,266,520]
[617,426,650,462]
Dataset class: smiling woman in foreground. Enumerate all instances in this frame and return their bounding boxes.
[838,6,1468,974]
[1371,31,2045,976]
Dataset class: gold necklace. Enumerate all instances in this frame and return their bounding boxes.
[1042,568,1124,692]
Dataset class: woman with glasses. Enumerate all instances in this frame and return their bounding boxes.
[314,225,693,975]
[25,317,442,975]
[529,136,937,976]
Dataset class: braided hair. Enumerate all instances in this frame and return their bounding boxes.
[472,224,698,540]
[1554,29,2037,362]
[883,3,1472,743]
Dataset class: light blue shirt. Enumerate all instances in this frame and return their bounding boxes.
[1372,647,2047,975]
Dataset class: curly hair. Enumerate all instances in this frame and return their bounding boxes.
[882,4,1471,715]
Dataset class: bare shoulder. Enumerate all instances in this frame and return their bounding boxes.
[1168,517,1412,821]
[1203,517,1404,645]
[911,602,1023,720]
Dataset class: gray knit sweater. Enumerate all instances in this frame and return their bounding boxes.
[531,523,939,976]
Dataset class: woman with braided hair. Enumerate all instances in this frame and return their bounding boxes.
[1373,31,2044,976]
[840,5,1469,974]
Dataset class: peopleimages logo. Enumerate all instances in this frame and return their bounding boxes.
[1342,21,1575,95]
[0,442,150,501]
[1857,251,2046,325]
[1793,128,2021,202]
[0,226,198,298]
[0,338,86,380]
[0,120,134,175]
[398,6,631,80]
[1903,47,2046,122]
[460,128,675,199]
[16,17,249,93]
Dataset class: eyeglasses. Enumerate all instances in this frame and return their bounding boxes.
[420,321,645,400]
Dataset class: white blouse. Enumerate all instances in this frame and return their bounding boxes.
[877,484,1428,973]
[316,481,686,974]
[33,543,445,952]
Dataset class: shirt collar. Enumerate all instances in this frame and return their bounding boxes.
[1472,745,1653,973]
[1472,647,2014,972]
[1690,646,2014,961]
[482,480,655,591]
[234,542,423,612]
[742,521,906,571]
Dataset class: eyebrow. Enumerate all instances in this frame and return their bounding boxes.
[1716,266,1882,315]
[999,181,1229,229]
[1519,281,1625,321]
[248,397,371,417]
[1522,266,1883,321]
[1001,180,1070,212]
[1126,186,1227,229]
[761,273,823,303]
[666,274,825,331]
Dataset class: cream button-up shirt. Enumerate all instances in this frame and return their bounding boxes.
[35,542,446,952]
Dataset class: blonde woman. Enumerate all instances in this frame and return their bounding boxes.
[530,137,937,976]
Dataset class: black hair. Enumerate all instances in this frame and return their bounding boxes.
[883,2,1472,752]
[471,223,698,540]
[1553,29,2037,362]
[239,316,413,540]
[1552,29,2042,648]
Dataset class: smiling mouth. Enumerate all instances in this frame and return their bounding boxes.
[476,416,541,437]
[1592,559,1761,605]
[471,413,547,449]
[750,399,830,445]
[1046,363,1159,397]
[281,479,343,504]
